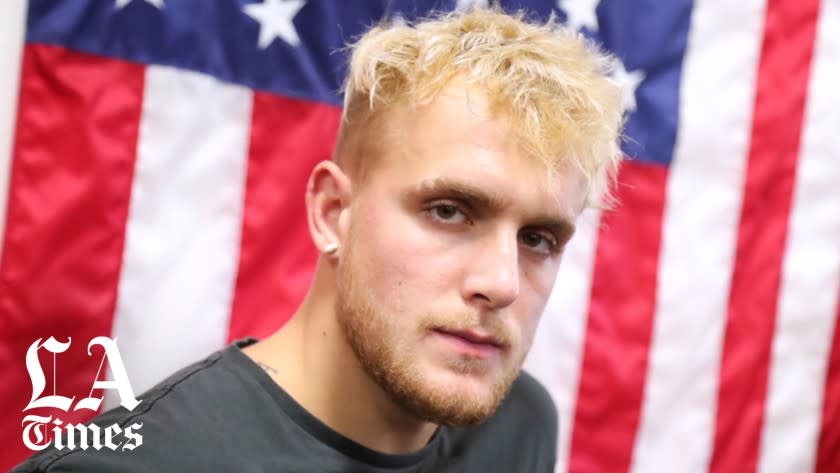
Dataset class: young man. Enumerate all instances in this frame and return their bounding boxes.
[15,8,623,472]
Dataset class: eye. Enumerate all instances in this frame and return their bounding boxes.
[427,203,469,224]
[519,231,558,255]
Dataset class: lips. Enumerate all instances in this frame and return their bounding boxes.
[438,329,503,348]
[431,328,505,359]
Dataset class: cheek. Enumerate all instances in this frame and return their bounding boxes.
[522,256,561,298]
[509,300,544,359]
[516,264,560,340]
[349,204,451,315]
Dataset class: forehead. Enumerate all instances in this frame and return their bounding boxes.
[364,82,587,221]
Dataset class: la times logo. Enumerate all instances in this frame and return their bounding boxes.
[21,337,143,452]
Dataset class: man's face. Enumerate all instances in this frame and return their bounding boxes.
[335,83,586,426]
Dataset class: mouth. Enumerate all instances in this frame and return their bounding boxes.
[431,328,505,359]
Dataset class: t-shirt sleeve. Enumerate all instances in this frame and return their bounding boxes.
[10,433,156,473]
[11,451,130,473]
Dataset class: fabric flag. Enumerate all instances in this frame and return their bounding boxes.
[0,0,838,471]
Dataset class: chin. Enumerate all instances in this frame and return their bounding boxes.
[400,362,514,425]
[428,362,499,391]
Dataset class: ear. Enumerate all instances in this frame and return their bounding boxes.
[305,160,352,259]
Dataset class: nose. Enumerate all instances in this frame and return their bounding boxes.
[461,229,520,309]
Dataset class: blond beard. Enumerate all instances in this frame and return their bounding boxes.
[334,242,526,427]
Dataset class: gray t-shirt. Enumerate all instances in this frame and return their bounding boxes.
[13,339,557,472]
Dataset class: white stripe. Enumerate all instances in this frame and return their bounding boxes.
[0,0,27,260]
[525,208,600,473]
[630,1,767,472]
[758,2,840,471]
[108,66,252,402]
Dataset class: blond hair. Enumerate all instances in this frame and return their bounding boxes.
[338,7,625,208]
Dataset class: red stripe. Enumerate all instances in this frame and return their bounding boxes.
[816,294,840,473]
[710,1,820,472]
[568,160,667,473]
[227,92,341,341]
[0,45,144,470]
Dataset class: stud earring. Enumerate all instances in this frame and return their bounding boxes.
[323,243,339,255]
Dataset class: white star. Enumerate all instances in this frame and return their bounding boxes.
[115,0,163,9]
[456,0,489,11]
[610,59,645,112]
[557,0,600,33]
[243,0,307,49]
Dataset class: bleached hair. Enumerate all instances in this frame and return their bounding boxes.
[339,7,625,208]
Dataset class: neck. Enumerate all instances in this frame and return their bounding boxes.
[243,261,439,454]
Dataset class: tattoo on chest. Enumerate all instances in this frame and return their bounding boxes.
[256,361,278,375]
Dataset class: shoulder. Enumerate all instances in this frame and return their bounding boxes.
[12,348,238,473]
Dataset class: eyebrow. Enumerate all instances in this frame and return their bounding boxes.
[415,178,577,241]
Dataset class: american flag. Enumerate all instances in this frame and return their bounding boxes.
[0,0,837,471]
